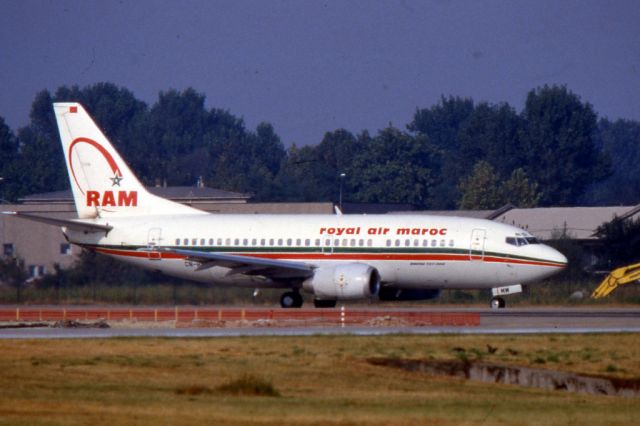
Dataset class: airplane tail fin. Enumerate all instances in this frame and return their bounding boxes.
[53,102,205,219]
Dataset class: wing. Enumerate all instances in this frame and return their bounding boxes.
[2,211,112,233]
[161,248,315,280]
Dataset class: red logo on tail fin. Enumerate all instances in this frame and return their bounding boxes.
[87,191,138,207]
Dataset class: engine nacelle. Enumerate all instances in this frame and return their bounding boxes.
[378,287,441,301]
[303,263,380,300]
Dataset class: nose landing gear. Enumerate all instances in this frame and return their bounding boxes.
[490,297,506,309]
[490,284,522,309]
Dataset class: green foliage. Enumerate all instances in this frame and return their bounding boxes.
[593,216,640,269]
[583,118,640,205]
[458,161,540,209]
[0,82,627,207]
[275,129,366,202]
[347,127,440,208]
[409,96,475,208]
[0,116,19,201]
[522,85,610,206]
[458,161,502,209]
[0,256,28,302]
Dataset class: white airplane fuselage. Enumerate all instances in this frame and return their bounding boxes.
[66,213,566,290]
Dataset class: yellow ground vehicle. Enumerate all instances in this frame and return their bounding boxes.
[592,263,640,298]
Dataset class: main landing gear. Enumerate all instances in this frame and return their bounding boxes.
[280,291,303,308]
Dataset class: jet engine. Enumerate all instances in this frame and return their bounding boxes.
[303,263,380,300]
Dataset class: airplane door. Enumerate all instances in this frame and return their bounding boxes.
[320,235,334,255]
[470,228,486,261]
[147,227,162,260]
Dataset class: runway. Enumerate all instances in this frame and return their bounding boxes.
[0,306,638,338]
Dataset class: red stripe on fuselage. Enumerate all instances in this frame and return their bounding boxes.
[92,247,565,268]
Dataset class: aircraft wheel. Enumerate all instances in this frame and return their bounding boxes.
[280,291,303,308]
[490,297,506,309]
[313,299,337,308]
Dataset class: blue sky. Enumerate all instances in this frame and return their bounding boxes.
[1,0,639,145]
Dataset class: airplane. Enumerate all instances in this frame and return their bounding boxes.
[3,103,568,309]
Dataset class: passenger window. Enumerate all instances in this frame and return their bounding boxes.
[252,238,257,246]
[423,239,428,247]
[234,238,240,246]
[367,239,373,247]
[209,238,214,245]
[325,239,331,246]
[200,238,205,246]
[395,239,401,247]
[260,238,266,246]
[277,238,283,246]
[183,238,189,246]
[217,238,222,245]
[243,239,248,246]
[287,238,292,246]
[225,238,231,246]
[350,239,356,247]
[449,240,454,247]
[413,239,419,247]
[440,239,445,247]
[405,239,411,247]
[431,240,437,247]
[315,238,320,246]
[334,239,340,247]
[176,239,181,246]
[305,239,311,246]
[296,238,301,246]
[359,239,364,247]
[269,238,274,246]
[386,239,392,247]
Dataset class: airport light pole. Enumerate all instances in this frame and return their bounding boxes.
[339,173,346,211]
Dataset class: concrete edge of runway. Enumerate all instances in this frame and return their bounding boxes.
[2,326,640,339]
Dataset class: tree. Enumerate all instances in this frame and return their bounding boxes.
[458,162,540,209]
[502,168,541,208]
[408,96,475,208]
[458,161,502,209]
[0,117,19,201]
[348,127,440,207]
[582,118,640,205]
[521,85,609,206]
[275,129,366,202]
[0,257,28,303]
[594,217,640,269]
[456,102,526,178]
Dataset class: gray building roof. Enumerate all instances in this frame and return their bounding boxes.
[494,206,640,240]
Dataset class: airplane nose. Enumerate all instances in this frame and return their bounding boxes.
[546,245,568,267]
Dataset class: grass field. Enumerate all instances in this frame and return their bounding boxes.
[0,334,638,425]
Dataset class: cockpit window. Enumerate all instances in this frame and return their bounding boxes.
[506,236,540,246]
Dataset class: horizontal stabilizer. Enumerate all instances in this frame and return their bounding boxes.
[2,211,112,233]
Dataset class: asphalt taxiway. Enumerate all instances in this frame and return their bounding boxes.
[0,307,638,338]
